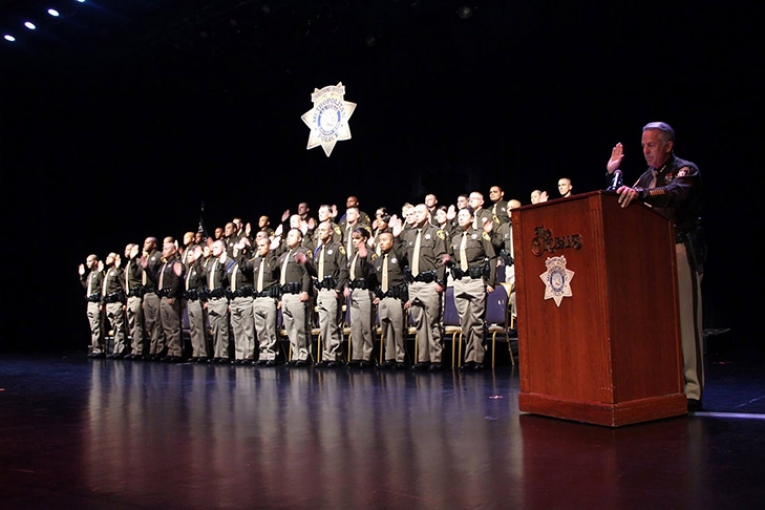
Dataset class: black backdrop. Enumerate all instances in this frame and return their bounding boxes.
[1,1,760,351]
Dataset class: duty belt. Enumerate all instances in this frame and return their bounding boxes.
[143,286,157,295]
[127,286,144,298]
[184,289,203,301]
[349,279,369,290]
[102,291,125,304]
[86,293,101,303]
[254,285,279,299]
[228,287,254,299]
[409,270,438,284]
[314,276,338,290]
[208,287,226,299]
[450,265,485,280]
[281,282,302,295]
[158,288,174,298]
[378,286,406,300]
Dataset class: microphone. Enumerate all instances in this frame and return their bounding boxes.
[607,169,623,191]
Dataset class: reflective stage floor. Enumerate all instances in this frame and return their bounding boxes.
[2,339,764,509]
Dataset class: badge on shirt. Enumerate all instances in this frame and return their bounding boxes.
[471,234,478,240]
[425,234,431,240]
[391,258,398,265]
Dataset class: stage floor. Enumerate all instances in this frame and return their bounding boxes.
[2,340,764,509]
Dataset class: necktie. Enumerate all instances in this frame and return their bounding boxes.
[102,271,108,296]
[648,169,658,189]
[460,232,469,271]
[186,265,192,291]
[231,264,238,292]
[412,229,422,276]
[125,261,131,293]
[142,262,147,286]
[257,258,265,292]
[159,262,167,289]
[209,260,218,289]
[280,250,292,285]
[350,253,358,280]
[87,272,93,296]
[318,247,325,281]
[347,228,353,255]
[382,254,389,293]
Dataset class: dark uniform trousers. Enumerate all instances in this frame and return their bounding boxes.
[408,281,443,363]
[379,297,405,363]
[208,297,231,359]
[187,298,209,358]
[253,297,278,361]
[231,295,256,361]
[453,276,487,364]
[160,297,183,357]
[350,289,375,362]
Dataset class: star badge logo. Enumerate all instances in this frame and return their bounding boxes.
[539,255,575,307]
[301,82,356,157]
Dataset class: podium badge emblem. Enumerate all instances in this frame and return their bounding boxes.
[301,82,357,157]
[539,255,575,307]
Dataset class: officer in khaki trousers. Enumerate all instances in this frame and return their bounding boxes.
[80,255,104,358]
[277,229,314,366]
[346,227,376,368]
[102,252,128,358]
[372,232,407,369]
[123,243,146,360]
[251,237,281,366]
[310,221,349,367]
[396,204,448,371]
[186,246,210,362]
[204,240,233,364]
[445,207,497,370]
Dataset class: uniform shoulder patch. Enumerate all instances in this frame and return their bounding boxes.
[436,229,446,240]
[370,253,378,260]
[482,231,491,241]
[339,246,346,255]
[306,250,314,260]
[677,166,690,177]
[334,226,342,235]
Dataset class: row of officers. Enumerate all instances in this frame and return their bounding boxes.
[80,204,515,371]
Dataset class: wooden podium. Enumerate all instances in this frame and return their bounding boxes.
[513,191,686,426]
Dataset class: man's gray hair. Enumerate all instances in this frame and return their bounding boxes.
[642,122,675,144]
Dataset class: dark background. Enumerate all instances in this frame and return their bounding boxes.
[1,0,760,351]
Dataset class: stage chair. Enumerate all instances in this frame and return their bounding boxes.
[486,284,515,367]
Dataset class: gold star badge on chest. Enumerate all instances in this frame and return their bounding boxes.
[301,82,357,157]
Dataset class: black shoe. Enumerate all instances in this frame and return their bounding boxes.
[87,353,105,359]
[395,362,407,370]
[295,360,310,367]
[378,360,396,369]
[315,360,329,368]
[472,363,485,371]
[413,362,430,371]
[687,399,704,412]
[347,360,360,368]
[265,360,277,367]
[460,361,476,371]
[106,354,117,359]
[428,363,443,372]
[358,361,373,369]
[327,361,341,368]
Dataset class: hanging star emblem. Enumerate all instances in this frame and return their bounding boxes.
[539,255,575,307]
[301,82,356,157]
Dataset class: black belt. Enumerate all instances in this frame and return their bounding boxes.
[127,287,144,298]
[228,287,254,299]
[281,282,302,295]
[315,276,338,290]
[143,286,157,295]
[349,279,369,290]
[158,288,177,298]
[103,291,125,304]
[208,288,226,299]
[451,265,484,280]
[86,293,101,303]
[184,289,204,301]
[410,271,437,283]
